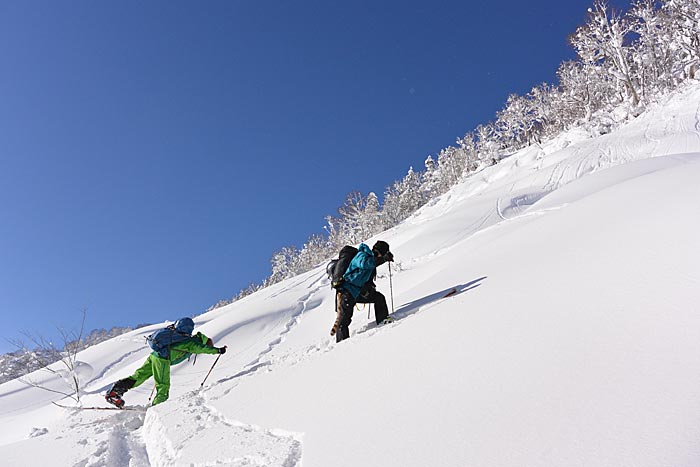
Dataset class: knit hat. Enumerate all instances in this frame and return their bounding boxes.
[372,241,390,256]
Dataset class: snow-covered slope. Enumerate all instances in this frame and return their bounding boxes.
[2,84,700,466]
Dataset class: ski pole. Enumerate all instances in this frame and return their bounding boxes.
[388,262,395,314]
[200,354,222,387]
[148,385,156,404]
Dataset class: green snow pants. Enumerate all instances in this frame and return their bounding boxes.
[129,353,171,405]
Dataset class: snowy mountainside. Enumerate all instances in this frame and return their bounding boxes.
[1,84,700,466]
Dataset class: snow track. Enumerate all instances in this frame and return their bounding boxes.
[48,392,303,467]
[143,393,302,467]
[246,286,322,369]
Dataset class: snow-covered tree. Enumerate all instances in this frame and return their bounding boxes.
[660,0,700,80]
[336,191,370,245]
[363,192,383,237]
[474,123,501,164]
[421,155,442,197]
[556,59,614,123]
[269,245,301,283]
[456,132,482,173]
[628,0,677,99]
[437,145,468,191]
[496,93,531,149]
[570,0,641,107]
[382,167,425,226]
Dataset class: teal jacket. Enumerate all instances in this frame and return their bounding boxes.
[341,243,376,299]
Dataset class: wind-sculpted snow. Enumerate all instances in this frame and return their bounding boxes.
[2,85,700,466]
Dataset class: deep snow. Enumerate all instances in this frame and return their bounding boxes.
[1,84,700,466]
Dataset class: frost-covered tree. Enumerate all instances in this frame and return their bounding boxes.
[269,245,301,283]
[382,167,425,226]
[421,156,442,197]
[496,93,531,149]
[527,82,561,140]
[660,0,700,80]
[571,0,641,107]
[556,59,614,122]
[437,145,468,191]
[628,0,677,99]
[336,191,371,245]
[456,132,482,173]
[297,233,333,271]
[474,123,500,164]
[363,192,383,237]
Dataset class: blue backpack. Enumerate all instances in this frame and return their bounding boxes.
[146,318,195,358]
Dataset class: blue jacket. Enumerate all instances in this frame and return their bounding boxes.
[341,243,376,299]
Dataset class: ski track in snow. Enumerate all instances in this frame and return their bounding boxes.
[64,391,303,467]
[246,285,322,369]
[213,275,330,396]
[142,392,302,467]
[68,409,150,467]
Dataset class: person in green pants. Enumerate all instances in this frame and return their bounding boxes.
[105,317,226,407]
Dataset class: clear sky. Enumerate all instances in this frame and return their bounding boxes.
[0,0,632,352]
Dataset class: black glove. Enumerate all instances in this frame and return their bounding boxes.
[218,346,227,354]
[375,251,393,267]
[331,278,345,289]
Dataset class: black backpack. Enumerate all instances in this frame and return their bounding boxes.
[326,245,358,288]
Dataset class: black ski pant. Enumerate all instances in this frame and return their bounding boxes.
[111,376,136,396]
[333,288,389,343]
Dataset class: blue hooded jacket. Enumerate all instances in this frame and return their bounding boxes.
[341,243,376,299]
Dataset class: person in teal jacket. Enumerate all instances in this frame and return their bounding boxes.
[332,241,394,342]
[105,317,226,407]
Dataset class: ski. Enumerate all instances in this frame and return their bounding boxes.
[53,403,146,411]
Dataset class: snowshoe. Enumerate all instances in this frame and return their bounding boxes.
[105,390,125,409]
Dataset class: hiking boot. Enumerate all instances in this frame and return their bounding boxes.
[105,390,125,409]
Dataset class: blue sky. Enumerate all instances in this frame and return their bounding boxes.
[0,0,631,352]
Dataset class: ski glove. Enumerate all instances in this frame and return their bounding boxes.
[331,278,345,289]
[375,252,393,267]
[218,346,227,354]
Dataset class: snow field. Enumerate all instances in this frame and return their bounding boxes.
[1,84,700,465]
